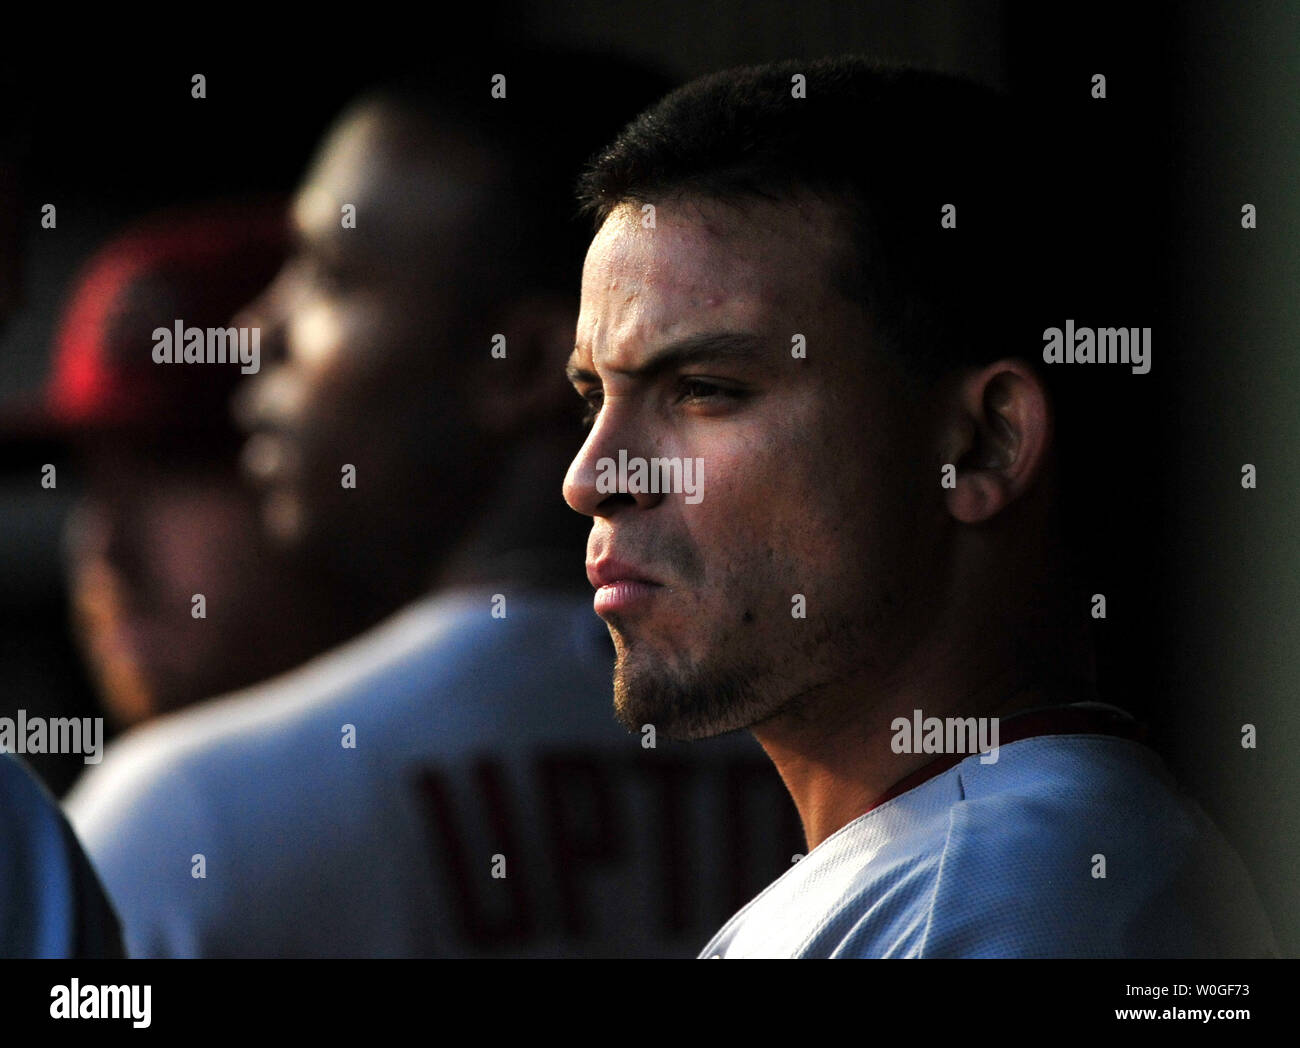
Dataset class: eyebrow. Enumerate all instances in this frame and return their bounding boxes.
[565,331,767,385]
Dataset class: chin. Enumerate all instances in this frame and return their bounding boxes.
[612,652,781,742]
[96,666,157,727]
[262,490,307,545]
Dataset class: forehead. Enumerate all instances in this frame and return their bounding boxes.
[292,103,496,262]
[576,196,854,364]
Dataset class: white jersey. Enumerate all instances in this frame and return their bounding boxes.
[701,730,1278,958]
[0,754,123,957]
[65,588,800,957]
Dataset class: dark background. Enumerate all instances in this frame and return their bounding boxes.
[1,1,1294,953]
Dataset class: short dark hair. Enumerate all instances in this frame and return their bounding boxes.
[367,51,672,306]
[578,56,1049,385]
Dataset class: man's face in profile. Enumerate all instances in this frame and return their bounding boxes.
[235,103,492,557]
[564,197,943,740]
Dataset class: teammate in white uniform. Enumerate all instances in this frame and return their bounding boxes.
[563,57,1278,958]
[2,754,122,957]
[68,589,791,957]
[65,55,802,957]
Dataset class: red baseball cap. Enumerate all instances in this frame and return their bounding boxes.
[1,198,287,460]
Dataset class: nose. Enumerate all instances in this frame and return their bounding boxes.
[234,266,291,364]
[562,396,664,518]
[231,360,301,434]
[230,274,291,434]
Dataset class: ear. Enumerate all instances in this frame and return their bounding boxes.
[939,359,1052,524]
[474,293,578,436]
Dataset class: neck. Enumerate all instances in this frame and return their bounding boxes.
[752,587,1096,851]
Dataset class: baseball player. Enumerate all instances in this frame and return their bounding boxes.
[7,203,361,728]
[66,54,803,958]
[562,57,1279,958]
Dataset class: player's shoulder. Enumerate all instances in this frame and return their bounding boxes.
[1,749,58,807]
[3,753,106,874]
[949,733,1222,864]
[61,594,449,826]
[66,586,610,826]
[0,754,124,958]
[0,751,70,850]
[956,732,1183,826]
[709,733,1277,959]
[882,735,1276,957]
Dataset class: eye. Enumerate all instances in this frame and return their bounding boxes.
[579,389,604,428]
[678,378,743,407]
[681,378,723,400]
[305,255,351,294]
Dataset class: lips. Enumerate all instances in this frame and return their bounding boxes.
[586,558,661,590]
[240,429,298,485]
[586,558,664,617]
